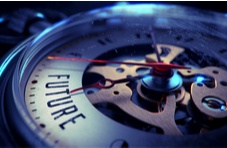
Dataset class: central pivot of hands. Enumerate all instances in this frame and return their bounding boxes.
[141,67,183,92]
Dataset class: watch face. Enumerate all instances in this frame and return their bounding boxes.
[1,3,227,147]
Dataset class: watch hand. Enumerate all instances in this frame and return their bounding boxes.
[70,74,147,94]
[150,30,162,62]
[48,56,191,71]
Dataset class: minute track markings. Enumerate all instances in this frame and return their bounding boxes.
[29,94,35,97]
[135,33,152,39]
[30,101,35,104]
[45,132,51,137]
[54,140,59,144]
[97,37,113,45]
[32,109,37,112]
[30,87,36,90]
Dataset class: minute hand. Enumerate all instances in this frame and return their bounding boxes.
[48,56,190,70]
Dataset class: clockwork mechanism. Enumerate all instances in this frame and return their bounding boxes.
[1,3,227,147]
[80,42,227,136]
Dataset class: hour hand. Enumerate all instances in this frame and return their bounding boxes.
[69,74,147,94]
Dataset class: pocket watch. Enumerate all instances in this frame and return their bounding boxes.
[0,3,227,147]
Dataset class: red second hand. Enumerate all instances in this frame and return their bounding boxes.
[48,56,190,70]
